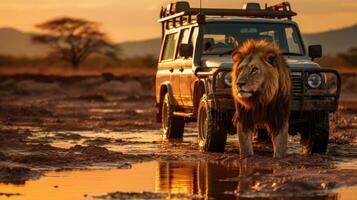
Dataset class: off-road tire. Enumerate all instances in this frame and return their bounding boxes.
[197,95,227,152]
[300,112,330,155]
[161,93,184,139]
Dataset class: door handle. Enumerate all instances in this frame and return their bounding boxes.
[169,68,174,73]
[179,68,184,72]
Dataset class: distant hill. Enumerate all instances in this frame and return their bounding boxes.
[303,24,357,55]
[0,27,49,57]
[0,24,357,58]
[119,38,161,57]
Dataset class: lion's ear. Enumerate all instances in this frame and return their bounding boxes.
[265,52,277,65]
[232,50,242,63]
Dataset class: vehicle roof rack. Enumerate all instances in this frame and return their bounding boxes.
[158,1,297,37]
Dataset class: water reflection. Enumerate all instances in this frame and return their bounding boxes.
[155,161,339,200]
[156,161,238,199]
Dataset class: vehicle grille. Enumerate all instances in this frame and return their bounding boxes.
[291,72,303,100]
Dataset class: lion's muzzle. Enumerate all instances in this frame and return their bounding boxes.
[236,80,254,98]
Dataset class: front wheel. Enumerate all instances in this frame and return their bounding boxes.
[300,112,330,155]
[197,95,227,152]
[161,93,185,140]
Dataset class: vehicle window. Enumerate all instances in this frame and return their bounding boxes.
[285,27,303,54]
[190,27,199,48]
[177,28,190,59]
[259,30,278,43]
[204,23,304,56]
[161,32,179,61]
[203,34,235,54]
[179,29,190,44]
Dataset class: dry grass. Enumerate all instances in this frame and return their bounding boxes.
[0,66,156,76]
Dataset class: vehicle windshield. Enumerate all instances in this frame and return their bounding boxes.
[203,22,304,56]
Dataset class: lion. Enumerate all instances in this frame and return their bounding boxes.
[231,39,291,158]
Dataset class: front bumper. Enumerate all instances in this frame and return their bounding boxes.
[209,68,341,113]
[209,97,339,112]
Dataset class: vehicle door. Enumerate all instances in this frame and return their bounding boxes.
[157,30,183,106]
[179,26,199,107]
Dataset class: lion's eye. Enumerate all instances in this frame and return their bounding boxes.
[251,67,258,74]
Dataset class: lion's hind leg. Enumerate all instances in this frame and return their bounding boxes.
[272,121,288,158]
[237,124,254,158]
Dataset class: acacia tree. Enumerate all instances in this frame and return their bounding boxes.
[32,17,118,68]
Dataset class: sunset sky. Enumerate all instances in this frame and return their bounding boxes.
[1,0,357,43]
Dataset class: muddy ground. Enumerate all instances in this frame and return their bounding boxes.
[0,73,356,199]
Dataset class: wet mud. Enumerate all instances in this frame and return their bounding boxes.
[0,73,356,199]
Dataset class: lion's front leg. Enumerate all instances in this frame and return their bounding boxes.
[272,121,288,158]
[237,124,254,158]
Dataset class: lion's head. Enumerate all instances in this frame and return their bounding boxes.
[231,40,291,109]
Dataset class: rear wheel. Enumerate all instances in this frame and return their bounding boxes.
[161,93,184,140]
[197,95,227,152]
[300,112,330,155]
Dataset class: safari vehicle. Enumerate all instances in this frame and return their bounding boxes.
[155,1,341,154]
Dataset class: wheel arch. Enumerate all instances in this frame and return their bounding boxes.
[156,82,174,122]
[193,79,207,118]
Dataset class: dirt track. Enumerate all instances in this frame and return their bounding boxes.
[0,73,356,199]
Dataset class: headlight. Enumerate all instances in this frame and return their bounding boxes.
[307,73,322,89]
[216,71,232,88]
[224,72,232,87]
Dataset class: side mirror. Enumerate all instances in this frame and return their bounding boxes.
[179,43,193,59]
[308,45,322,61]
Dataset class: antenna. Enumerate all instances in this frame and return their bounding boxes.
[200,0,202,13]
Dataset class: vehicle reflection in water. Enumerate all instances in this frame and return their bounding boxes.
[155,161,339,200]
[155,161,238,199]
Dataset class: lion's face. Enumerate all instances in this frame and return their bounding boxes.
[232,40,285,108]
[234,53,279,99]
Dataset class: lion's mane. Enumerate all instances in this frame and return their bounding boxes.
[232,40,291,134]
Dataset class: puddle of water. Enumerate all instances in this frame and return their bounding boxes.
[0,162,156,200]
[13,126,190,155]
[10,126,164,153]
[0,161,355,200]
[3,125,302,155]
[88,108,125,113]
[337,160,357,170]
[337,187,357,200]
[50,141,80,149]
[47,129,201,154]
[49,130,164,153]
